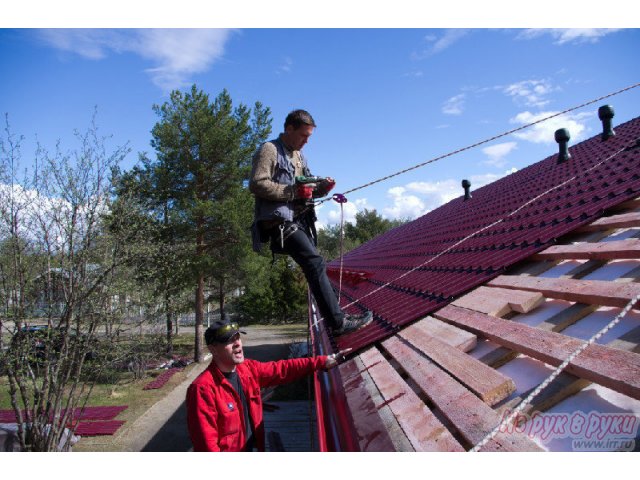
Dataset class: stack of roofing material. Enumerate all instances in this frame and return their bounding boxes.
[0,406,129,438]
[142,367,183,390]
[0,406,128,422]
[74,420,126,436]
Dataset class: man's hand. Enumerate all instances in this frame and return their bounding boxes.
[295,183,314,200]
[325,348,353,369]
[314,177,336,197]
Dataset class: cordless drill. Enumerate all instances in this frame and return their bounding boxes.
[294,176,326,205]
[295,175,326,185]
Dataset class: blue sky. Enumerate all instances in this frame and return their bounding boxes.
[2,7,639,229]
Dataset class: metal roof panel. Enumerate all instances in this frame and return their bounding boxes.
[325,116,640,352]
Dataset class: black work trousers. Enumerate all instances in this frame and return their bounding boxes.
[272,225,344,330]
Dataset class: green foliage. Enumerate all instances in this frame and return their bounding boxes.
[114,85,272,359]
[233,255,308,324]
[316,223,358,262]
[345,208,406,244]
[317,209,407,261]
[146,86,271,278]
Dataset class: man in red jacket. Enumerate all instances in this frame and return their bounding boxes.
[186,317,346,452]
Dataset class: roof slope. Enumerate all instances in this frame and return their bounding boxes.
[325,115,640,353]
[327,206,640,451]
[310,110,640,453]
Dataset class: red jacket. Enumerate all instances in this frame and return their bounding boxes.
[186,356,327,452]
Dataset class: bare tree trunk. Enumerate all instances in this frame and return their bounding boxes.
[166,311,173,355]
[163,201,173,354]
[165,287,173,355]
[218,278,225,319]
[194,274,204,362]
[194,198,205,362]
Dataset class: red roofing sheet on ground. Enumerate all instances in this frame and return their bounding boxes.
[326,116,640,353]
[142,368,182,390]
[0,406,128,423]
[0,410,17,422]
[74,420,125,436]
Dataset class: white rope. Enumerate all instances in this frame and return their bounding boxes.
[471,292,640,452]
[337,200,345,305]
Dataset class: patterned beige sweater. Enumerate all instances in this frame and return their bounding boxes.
[249,134,305,203]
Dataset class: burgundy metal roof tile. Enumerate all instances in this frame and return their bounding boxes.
[324,115,640,353]
[74,420,125,436]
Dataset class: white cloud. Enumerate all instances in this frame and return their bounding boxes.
[510,110,593,145]
[443,78,560,122]
[442,93,466,116]
[382,170,518,221]
[504,79,557,108]
[317,169,520,227]
[318,197,371,229]
[482,141,518,168]
[383,186,427,220]
[518,29,622,45]
[430,29,471,53]
[37,28,234,91]
[413,29,472,59]
[0,182,108,250]
[402,70,424,78]
[277,56,293,75]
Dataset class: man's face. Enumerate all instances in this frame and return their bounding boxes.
[284,124,314,151]
[209,333,244,372]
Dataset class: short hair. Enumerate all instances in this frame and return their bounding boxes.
[284,109,316,130]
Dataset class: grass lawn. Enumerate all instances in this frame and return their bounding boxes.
[0,331,198,430]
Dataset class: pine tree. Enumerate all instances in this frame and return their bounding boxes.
[144,86,271,361]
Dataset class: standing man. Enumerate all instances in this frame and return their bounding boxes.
[250,109,372,336]
[186,317,347,452]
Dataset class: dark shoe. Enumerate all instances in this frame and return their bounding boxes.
[333,311,373,336]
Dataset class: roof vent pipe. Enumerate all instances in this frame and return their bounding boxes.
[555,128,571,164]
[598,105,615,140]
[461,179,472,200]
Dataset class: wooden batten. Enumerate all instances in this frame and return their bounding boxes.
[452,286,544,317]
[535,303,598,332]
[434,305,640,400]
[393,326,515,405]
[576,211,640,232]
[487,276,640,309]
[533,239,640,261]
[357,347,464,452]
[381,336,543,451]
[497,325,640,416]
[339,357,408,452]
[608,197,640,213]
[404,316,477,352]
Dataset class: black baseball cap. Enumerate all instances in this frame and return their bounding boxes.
[205,316,246,345]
